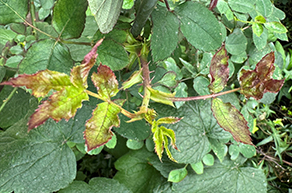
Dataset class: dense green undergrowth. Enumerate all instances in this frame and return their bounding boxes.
[0,0,291,192]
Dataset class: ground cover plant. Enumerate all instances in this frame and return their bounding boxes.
[0,0,291,192]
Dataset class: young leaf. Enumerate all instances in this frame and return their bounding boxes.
[147,86,175,107]
[168,167,188,183]
[152,122,164,160]
[28,85,89,130]
[70,39,103,88]
[122,69,143,90]
[91,64,119,100]
[0,70,72,97]
[208,45,229,93]
[211,98,252,145]
[157,117,182,125]
[84,102,120,151]
[239,52,285,100]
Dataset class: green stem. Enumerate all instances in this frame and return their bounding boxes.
[170,88,241,101]
[0,87,17,113]
[30,0,38,39]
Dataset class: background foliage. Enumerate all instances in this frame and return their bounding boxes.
[0,0,291,192]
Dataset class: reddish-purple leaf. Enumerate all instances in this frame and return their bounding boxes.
[91,65,119,100]
[0,70,71,97]
[71,39,103,88]
[239,52,285,100]
[28,86,89,130]
[208,45,229,93]
[209,0,218,10]
[84,102,120,151]
[211,98,253,145]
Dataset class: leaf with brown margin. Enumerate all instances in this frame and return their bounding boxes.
[239,52,284,100]
[91,65,119,100]
[70,39,103,88]
[0,70,71,97]
[84,102,120,151]
[211,98,252,145]
[28,85,89,130]
[208,45,229,93]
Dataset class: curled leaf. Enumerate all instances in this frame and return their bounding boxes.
[147,86,175,107]
[122,69,143,90]
[239,52,284,100]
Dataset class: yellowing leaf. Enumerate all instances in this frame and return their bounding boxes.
[122,69,143,90]
[211,98,252,145]
[91,65,119,100]
[84,102,120,151]
[0,70,71,97]
[209,45,229,93]
[29,86,89,130]
[147,86,175,107]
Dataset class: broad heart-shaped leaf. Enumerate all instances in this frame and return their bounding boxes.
[239,52,285,100]
[211,98,253,145]
[59,178,131,193]
[29,85,89,130]
[151,5,179,62]
[114,148,165,193]
[0,70,72,97]
[172,156,267,193]
[0,105,92,193]
[209,45,229,93]
[52,0,87,39]
[84,102,120,151]
[91,65,119,100]
[0,0,28,25]
[19,39,73,75]
[152,100,231,164]
[175,1,222,51]
[88,0,123,34]
[70,39,103,88]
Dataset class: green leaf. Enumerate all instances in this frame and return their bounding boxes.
[228,0,254,13]
[19,39,73,75]
[193,76,211,96]
[253,28,268,51]
[152,100,231,164]
[252,23,264,37]
[225,28,247,55]
[0,66,5,82]
[122,69,143,90]
[216,0,233,20]
[52,0,87,39]
[114,148,164,193]
[1,69,72,97]
[105,133,117,149]
[238,143,256,158]
[0,0,29,25]
[84,102,120,151]
[202,154,215,166]
[126,139,144,150]
[191,161,204,174]
[255,0,273,17]
[0,106,91,193]
[162,57,183,80]
[172,157,267,193]
[88,0,123,34]
[264,22,288,34]
[211,98,252,145]
[168,167,188,183]
[239,52,285,100]
[148,86,175,107]
[0,28,17,45]
[0,86,38,128]
[208,45,229,93]
[91,64,119,100]
[122,0,134,9]
[229,144,240,160]
[209,138,228,162]
[97,40,129,71]
[174,82,188,109]
[151,5,179,62]
[175,1,222,51]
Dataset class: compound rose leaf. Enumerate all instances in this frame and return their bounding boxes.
[84,102,120,151]
[91,65,119,100]
[0,70,71,97]
[28,85,89,130]
[208,45,229,93]
[211,98,253,145]
[239,52,284,100]
[71,39,103,88]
